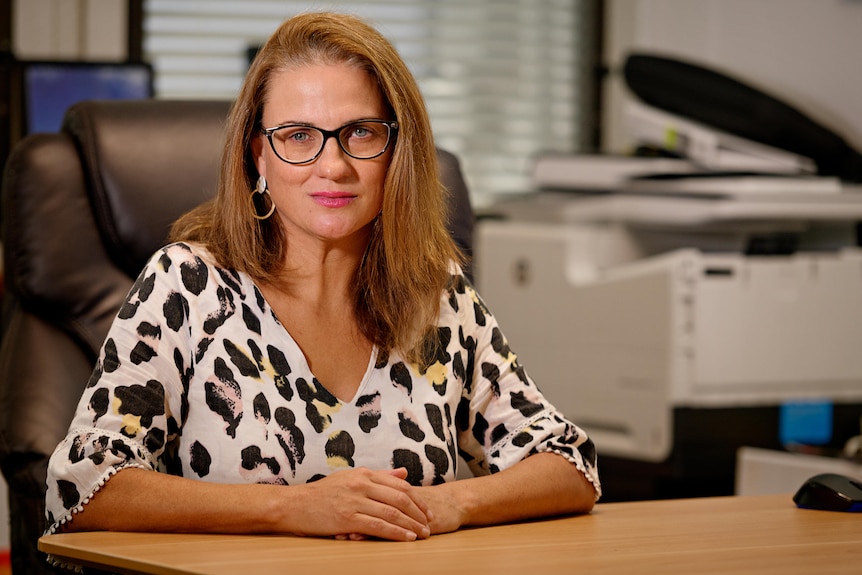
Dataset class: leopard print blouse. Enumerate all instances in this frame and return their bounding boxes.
[45,242,600,533]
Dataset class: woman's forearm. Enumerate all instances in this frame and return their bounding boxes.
[418,452,596,533]
[63,467,287,534]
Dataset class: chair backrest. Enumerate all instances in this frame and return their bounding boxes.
[5,101,230,360]
[0,99,473,574]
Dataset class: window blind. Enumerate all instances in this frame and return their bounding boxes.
[143,0,599,206]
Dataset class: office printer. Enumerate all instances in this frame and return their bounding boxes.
[475,54,862,500]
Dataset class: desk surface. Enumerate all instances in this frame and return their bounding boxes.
[39,494,860,575]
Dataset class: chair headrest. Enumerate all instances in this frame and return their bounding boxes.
[62,100,232,277]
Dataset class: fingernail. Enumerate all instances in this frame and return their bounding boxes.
[406,531,418,541]
[421,526,431,538]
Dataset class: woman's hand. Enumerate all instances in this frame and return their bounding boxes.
[294,467,432,541]
[408,483,466,535]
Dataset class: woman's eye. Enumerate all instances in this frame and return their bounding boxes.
[288,131,311,142]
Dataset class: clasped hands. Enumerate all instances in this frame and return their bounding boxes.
[298,467,462,542]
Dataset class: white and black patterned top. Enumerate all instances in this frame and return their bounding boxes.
[45,242,600,533]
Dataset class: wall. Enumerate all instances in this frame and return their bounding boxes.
[602,0,862,155]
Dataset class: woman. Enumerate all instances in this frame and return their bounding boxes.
[45,12,599,543]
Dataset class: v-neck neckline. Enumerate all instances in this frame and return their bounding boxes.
[254,277,379,405]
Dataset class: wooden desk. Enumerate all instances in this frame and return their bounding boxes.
[39,494,860,575]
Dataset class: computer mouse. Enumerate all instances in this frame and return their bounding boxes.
[793,472,862,512]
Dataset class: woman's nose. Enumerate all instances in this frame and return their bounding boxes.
[314,137,352,177]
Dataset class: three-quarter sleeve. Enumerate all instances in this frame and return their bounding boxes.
[450,274,601,499]
[44,245,196,533]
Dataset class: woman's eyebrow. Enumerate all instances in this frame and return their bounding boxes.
[267,117,385,129]
[265,119,313,128]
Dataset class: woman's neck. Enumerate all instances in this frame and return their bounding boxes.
[272,236,366,305]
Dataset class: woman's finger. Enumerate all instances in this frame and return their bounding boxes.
[371,468,432,523]
[369,480,431,529]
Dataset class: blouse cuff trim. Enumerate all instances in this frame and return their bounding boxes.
[539,445,603,501]
[45,460,148,536]
[489,407,561,453]
[66,425,160,469]
[492,408,602,501]
[46,553,85,573]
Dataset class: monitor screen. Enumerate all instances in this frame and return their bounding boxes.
[23,61,154,134]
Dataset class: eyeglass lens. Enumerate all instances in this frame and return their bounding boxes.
[269,120,394,163]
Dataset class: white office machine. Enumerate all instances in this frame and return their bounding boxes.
[478,184,862,461]
[623,99,820,176]
[485,56,862,500]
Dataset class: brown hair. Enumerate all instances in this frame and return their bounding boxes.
[170,12,462,363]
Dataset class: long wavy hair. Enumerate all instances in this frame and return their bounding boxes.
[170,12,462,364]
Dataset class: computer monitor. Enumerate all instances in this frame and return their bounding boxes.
[22,60,154,134]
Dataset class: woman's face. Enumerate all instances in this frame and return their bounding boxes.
[253,62,392,251]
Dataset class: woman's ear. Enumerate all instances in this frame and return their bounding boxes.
[251,132,267,177]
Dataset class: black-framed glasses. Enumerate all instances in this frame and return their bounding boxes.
[261,119,398,164]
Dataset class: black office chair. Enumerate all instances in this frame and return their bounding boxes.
[0,99,473,574]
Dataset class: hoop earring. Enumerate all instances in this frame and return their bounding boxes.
[250,175,276,220]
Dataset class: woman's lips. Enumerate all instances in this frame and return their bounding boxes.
[311,192,355,208]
